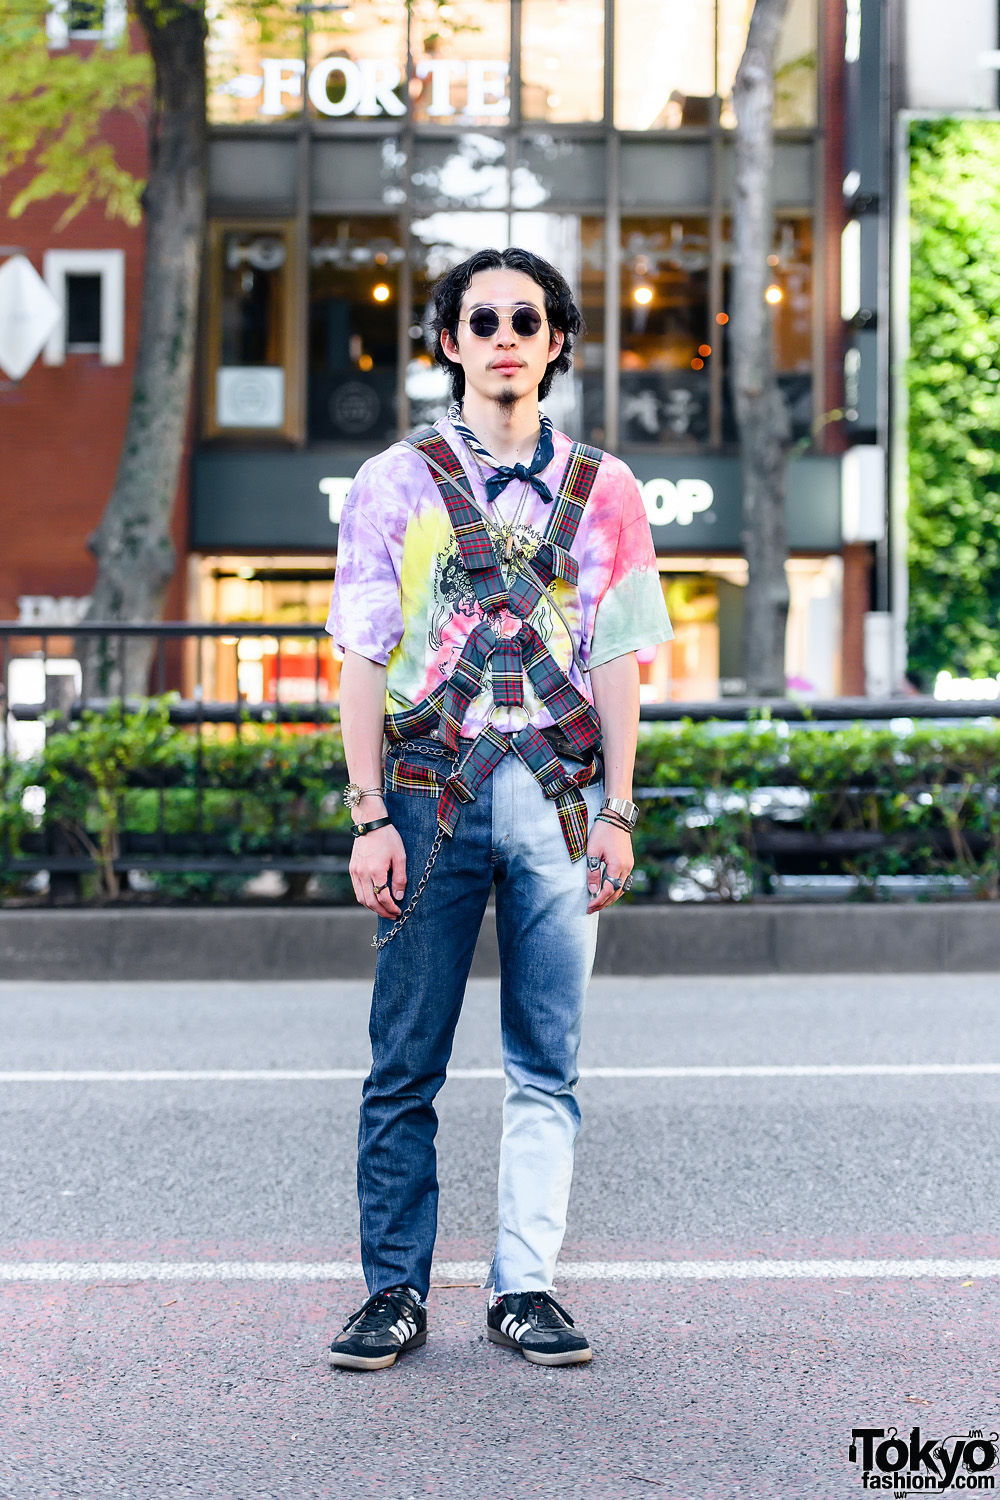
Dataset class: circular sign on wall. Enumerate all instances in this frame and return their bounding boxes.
[329,380,381,434]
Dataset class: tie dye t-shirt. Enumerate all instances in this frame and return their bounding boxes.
[326,413,672,738]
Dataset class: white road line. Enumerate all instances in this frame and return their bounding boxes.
[2,1064,1000,1083]
[3,1258,1000,1283]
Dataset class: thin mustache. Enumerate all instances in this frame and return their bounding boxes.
[488,357,527,369]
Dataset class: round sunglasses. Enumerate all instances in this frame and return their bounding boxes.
[459,305,546,339]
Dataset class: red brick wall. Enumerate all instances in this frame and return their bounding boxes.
[0,71,189,624]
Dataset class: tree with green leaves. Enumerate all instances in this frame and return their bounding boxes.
[1,0,206,692]
[908,117,1000,687]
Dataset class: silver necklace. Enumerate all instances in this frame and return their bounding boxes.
[461,431,533,562]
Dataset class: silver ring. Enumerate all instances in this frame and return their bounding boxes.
[623,875,633,892]
[608,876,623,892]
[586,856,602,871]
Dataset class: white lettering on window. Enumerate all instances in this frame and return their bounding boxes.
[415,59,464,116]
[214,57,512,120]
[356,59,406,116]
[308,57,363,116]
[260,58,304,116]
[466,60,509,117]
[641,478,714,527]
[320,477,353,524]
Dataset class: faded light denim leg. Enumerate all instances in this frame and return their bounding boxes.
[487,753,601,1296]
[356,743,601,1303]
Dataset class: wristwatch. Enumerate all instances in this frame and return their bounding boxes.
[343,783,383,810]
[601,796,639,830]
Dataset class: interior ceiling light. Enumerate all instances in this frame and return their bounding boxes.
[633,286,653,305]
[698,344,711,357]
[765,284,783,304]
[716,311,729,325]
[373,283,391,302]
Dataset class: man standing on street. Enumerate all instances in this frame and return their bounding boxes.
[325,246,672,1370]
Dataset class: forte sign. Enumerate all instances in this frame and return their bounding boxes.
[216,57,510,119]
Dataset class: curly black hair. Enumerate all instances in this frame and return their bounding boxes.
[428,247,583,402]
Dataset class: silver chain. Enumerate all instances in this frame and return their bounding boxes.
[371,823,447,952]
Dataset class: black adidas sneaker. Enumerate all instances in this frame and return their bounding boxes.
[328,1285,427,1371]
[486,1291,592,1366]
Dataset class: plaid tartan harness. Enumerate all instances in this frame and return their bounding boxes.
[384,428,605,862]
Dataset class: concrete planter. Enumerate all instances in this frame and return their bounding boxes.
[2,903,1000,980]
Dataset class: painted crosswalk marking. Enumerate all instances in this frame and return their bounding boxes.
[4,1258,1000,1283]
[2,1064,1000,1083]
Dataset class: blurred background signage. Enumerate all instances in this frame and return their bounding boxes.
[216,57,509,119]
[191,451,840,553]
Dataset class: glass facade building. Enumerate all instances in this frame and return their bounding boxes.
[193,0,850,701]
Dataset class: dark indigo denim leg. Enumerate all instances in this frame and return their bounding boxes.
[357,766,494,1300]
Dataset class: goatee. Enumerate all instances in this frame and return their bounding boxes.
[493,390,519,416]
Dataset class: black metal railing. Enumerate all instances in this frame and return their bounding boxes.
[4,622,1000,902]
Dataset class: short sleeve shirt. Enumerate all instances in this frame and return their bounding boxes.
[326,414,673,737]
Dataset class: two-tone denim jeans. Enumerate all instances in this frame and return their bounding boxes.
[356,736,602,1301]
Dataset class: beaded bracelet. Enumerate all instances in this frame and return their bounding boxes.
[595,810,633,833]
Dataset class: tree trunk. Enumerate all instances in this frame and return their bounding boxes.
[731,0,791,697]
[81,0,207,696]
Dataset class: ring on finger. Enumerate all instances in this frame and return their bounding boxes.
[373,879,389,895]
[608,876,623,892]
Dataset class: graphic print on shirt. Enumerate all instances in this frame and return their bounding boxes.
[429,522,562,657]
[327,414,674,737]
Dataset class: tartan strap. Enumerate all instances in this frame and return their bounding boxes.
[405,428,604,627]
[405,614,601,758]
[407,428,508,613]
[384,681,447,743]
[432,722,599,861]
[383,428,605,859]
[437,724,510,835]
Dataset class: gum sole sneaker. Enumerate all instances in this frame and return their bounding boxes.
[329,1285,427,1371]
[487,1291,592,1366]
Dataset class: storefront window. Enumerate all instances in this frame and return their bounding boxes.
[520,0,604,124]
[615,0,816,132]
[307,0,407,120]
[207,1,303,125]
[614,0,715,131]
[205,222,301,439]
[208,0,409,125]
[409,0,511,127]
[620,217,710,447]
[412,135,509,210]
[771,0,817,129]
[717,0,816,128]
[719,216,813,443]
[194,557,341,705]
[512,137,605,208]
[309,216,402,443]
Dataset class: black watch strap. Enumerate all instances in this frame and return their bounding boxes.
[351,816,393,838]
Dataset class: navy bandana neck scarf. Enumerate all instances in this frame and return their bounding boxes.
[448,402,556,505]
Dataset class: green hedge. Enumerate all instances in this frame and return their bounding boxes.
[3,702,1000,903]
[908,118,1000,686]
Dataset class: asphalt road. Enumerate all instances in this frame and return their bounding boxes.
[3,973,1000,1499]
